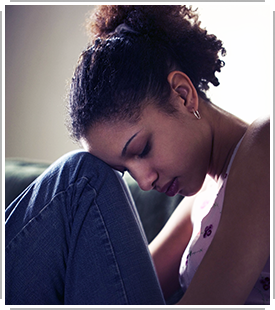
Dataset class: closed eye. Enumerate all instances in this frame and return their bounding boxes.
[138,141,151,158]
[121,140,151,176]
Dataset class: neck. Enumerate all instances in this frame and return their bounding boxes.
[201,100,249,181]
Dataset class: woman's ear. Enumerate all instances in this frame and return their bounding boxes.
[167,71,199,113]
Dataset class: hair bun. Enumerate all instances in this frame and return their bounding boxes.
[86,5,196,41]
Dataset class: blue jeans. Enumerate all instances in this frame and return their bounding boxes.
[5,150,165,305]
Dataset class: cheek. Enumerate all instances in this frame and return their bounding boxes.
[175,155,206,196]
[179,144,212,195]
[151,120,211,176]
[151,132,186,170]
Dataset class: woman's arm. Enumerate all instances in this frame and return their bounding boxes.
[177,117,270,305]
[149,195,194,299]
[149,174,218,299]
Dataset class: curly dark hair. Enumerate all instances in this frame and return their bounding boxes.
[67,5,226,141]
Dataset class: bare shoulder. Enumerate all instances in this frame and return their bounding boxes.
[222,115,270,254]
[250,115,270,134]
[227,115,270,212]
[241,116,270,155]
[230,116,270,183]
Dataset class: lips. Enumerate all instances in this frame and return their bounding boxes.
[159,178,179,197]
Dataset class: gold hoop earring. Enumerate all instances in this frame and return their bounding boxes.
[193,109,201,120]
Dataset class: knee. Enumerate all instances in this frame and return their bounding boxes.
[52,150,115,181]
[59,149,106,169]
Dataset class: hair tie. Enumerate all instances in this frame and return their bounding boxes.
[114,23,139,35]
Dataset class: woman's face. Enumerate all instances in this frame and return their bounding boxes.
[82,104,212,197]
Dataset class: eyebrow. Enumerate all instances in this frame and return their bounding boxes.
[121,132,140,157]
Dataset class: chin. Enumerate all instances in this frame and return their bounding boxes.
[179,182,204,197]
[179,189,197,197]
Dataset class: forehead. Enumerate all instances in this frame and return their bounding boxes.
[81,104,177,158]
[81,119,140,157]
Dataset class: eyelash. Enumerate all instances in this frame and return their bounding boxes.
[138,141,151,159]
[121,141,151,176]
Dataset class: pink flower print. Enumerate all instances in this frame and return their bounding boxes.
[200,200,209,210]
[260,277,270,291]
[203,224,213,238]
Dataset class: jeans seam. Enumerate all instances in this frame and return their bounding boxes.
[6,173,130,304]
[6,178,88,250]
[88,183,129,304]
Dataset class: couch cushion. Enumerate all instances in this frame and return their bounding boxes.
[5,159,50,208]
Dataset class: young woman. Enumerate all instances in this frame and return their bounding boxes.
[6,5,269,305]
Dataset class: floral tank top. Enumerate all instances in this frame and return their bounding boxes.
[178,138,270,305]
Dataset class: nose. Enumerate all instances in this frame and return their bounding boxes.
[129,163,158,191]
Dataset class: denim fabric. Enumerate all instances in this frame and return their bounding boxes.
[5,150,165,305]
